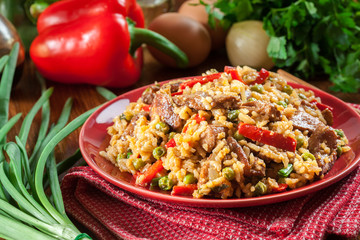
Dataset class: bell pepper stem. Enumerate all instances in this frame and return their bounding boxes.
[128,22,189,68]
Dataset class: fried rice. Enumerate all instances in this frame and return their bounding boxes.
[100,66,350,199]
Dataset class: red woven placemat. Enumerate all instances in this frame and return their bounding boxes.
[61,104,360,240]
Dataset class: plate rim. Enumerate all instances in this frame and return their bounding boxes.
[79,79,360,208]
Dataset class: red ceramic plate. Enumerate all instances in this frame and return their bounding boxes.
[79,80,360,208]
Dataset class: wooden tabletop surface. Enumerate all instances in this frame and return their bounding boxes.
[7,47,360,240]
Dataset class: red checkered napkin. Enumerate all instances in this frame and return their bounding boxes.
[61,104,360,240]
[61,165,360,240]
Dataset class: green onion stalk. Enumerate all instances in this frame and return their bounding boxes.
[0,43,95,239]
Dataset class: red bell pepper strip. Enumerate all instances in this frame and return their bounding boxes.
[238,123,297,152]
[136,159,164,186]
[272,183,288,193]
[224,66,245,83]
[252,68,270,85]
[30,0,188,88]
[194,114,206,123]
[179,73,222,90]
[142,105,150,112]
[171,91,183,96]
[171,184,198,196]
[165,138,176,148]
[310,100,334,112]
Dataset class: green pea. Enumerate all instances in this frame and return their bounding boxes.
[155,122,170,133]
[183,173,196,184]
[126,149,133,159]
[133,158,146,170]
[298,93,307,99]
[248,97,257,102]
[250,84,264,94]
[337,145,343,157]
[278,164,293,177]
[227,110,240,122]
[152,146,166,160]
[222,167,235,181]
[150,177,161,190]
[158,176,173,191]
[233,131,245,141]
[282,85,293,95]
[301,152,315,161]
[254,181,267,196]
[120,112,133,121]
[116,153,127,160]
[296,135,305,149]
[168,132,176,140]
[277,100,287,108]
[335,129,344,138]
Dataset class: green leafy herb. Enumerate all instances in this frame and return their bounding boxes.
[203,0,360,92]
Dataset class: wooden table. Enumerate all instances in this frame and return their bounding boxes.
[8,47,360,240]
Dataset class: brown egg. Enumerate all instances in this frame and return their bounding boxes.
[148,12,211,68]
[178,0,227,50]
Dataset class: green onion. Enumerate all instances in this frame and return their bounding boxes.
[335,129,345,138]
[276,100,287,108]
[278,164,293,177]
[254,181,267,196]
[296,135,305,149]
[301,152,315,161]
[0,44,92,239]
[337,145,343,157]
[96,87,117,101]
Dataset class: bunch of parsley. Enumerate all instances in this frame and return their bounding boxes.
[205,0,360,92]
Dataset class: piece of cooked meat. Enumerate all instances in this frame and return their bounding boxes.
[141,85,160,105]
[227,136,265,177]
[173,91,209,110]
[240,101,281,121]
[212,95,241,109]
[150,93,182,131]
[173,91,241,110]
[308,125,337,153]
[161,80,184,93]
[308,125,338,174]
[200,125,228,152]
[290,109,324,133]
[322,108,333,126]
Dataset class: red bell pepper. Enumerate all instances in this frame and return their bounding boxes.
[310,100,334,112]
[165,138,176,148]
[171,91,184,96]
[272,183,288,193]
[30,0,188,88]
[224,66,245,83]
[171,184,197,196]
[142,105,150,112]
[136,159,164,186]
[36,0,144,33]
[252,68,270,85]
[179,73,222,90]
[238,123,297,152]
[194,114,206,123]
